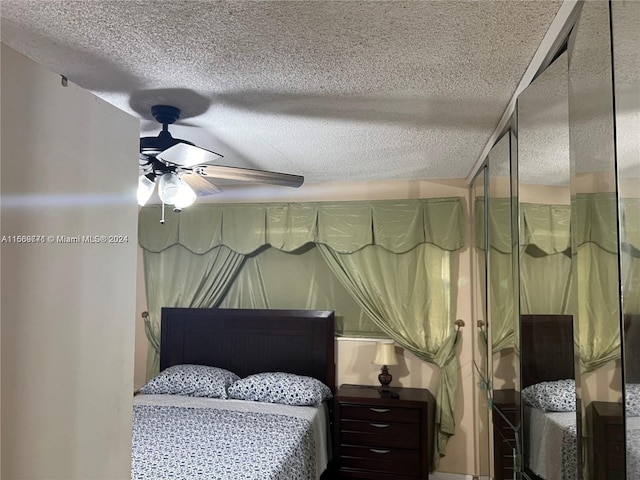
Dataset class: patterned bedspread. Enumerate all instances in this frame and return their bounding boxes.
[525,407,577,480]
[131,395,327,480]
[627,417,640,478]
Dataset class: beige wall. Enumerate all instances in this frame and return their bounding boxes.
[134,178,483,475]
[1,45,139,479]
[519,183,571,204]
[581,359,624,406]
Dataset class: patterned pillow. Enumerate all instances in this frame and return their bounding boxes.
[140,364,239,399]
[227,372,333,406]
[521,379,576,412]
[626,383,640,417]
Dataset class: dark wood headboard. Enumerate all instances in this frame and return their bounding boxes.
[624,314,640,384]
[160,308,336,392]
[520,314,574,389]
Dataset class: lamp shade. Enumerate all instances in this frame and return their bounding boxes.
[373,340,398,366]
[158,172,196,208]
[137,175,156,206]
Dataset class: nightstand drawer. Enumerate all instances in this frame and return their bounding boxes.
[605,423,624,441]
[341,404,420,423]
[341,419,420,448]
[340,445,421,476]
[607,440,625,460]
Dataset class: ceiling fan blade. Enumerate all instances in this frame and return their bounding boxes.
[179,173,223,196]
[157,142,223,168]
[195,164,304,188]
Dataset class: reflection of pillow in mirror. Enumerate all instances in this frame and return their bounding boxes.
[626,384,640,417]
[521,379,576,412]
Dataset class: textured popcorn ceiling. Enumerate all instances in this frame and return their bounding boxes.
[1,0,564,190]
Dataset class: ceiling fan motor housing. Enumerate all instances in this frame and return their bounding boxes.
[139,105,194,157]
[151,105,181,125]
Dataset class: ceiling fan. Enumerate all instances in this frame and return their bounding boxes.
[137,104,304,211]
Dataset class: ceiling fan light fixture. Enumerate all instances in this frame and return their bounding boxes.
[137,174,156,206]
[158,172,196,209]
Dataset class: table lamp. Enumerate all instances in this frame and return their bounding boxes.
[373,340,398,392]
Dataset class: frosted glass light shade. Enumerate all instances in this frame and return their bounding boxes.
[158,172,196,208]
[137,175,156,206]
[373,340,398,366]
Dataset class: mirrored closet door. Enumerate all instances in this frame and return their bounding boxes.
[516,50,575,480]
[568,1,626,478]
[471,166,492,479]
[486,130,520,480]
[611,1,640,479]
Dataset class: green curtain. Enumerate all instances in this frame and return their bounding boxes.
[518,204,573,315]
[622,249,640,313]
[485,198,517,352]
[519,248,574,314]
[142,244,246,379]
[488,251,517,352]
[139,198,465,255]
[478,194,639,371]
[317,243,459,467]
[574,243,622,370]
[219,246,382,337]
[573,194,640,371]
[483,202,574,347]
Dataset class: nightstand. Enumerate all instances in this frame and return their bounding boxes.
[592,401,625,480]
[334,384,435,479]
[492,389,517,480]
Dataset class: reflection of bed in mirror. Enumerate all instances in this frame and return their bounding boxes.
[520,314,640,480]
[520,314,575,480]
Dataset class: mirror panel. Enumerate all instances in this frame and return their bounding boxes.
[611,1,640,478]
[487,132,518,389]
[487,130,520,480]
[472,166,492,478]
[516,51,574,480]
[568,1,624,478]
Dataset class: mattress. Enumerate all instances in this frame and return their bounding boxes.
[131,394,330,480]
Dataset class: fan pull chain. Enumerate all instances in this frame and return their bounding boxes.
[160,202,166,225]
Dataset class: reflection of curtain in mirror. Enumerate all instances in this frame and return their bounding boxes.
[520,249,573,314]
[621,248,640,313]
[621,198,640,313]
[574,194,640,371]
[519,204,573,314]
[485,198,516,352]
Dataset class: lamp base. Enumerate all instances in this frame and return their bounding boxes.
[378,365,392,392]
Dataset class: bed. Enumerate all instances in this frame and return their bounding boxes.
[520,314,576,480]
[520,314,640,480]
[131,308,336,480]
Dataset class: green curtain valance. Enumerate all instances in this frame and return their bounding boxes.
[473,197,513,253]
[574,193,640,253]
[139,198,465,255]
[476,195,640,255]
[520,203,571,254]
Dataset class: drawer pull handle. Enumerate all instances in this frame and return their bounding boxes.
[370,408,391,413]
[370,448,391,454]
[370,423,390,428]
